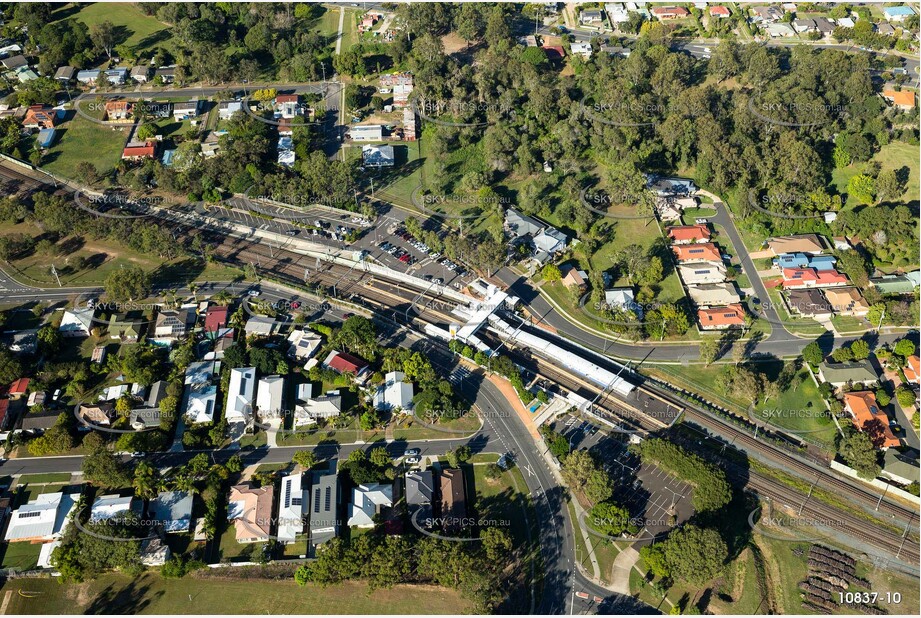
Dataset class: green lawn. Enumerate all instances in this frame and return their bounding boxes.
[470,462,535,550]
[15,473,73,485]
[0,541,42,570]
[391,411,482,441]
[216,525,267,561]
[42,113,126,178]
[831,141,920,210]
[0,573,471,614]
[706,547,769,614]
[753,369,837,449]
[66,2,174,54]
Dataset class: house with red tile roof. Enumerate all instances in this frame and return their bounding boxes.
[672,243,722,263]
[709,5,731,18]
[667,224,711,244]
[542,45,565,60]
[204,305,231,338]
[781,267,848,289]
[697,304,746,330]
[882,90,916,111]
[122,141,157,160]
[903,355,920,384]
[843,391,900,449]
[323,350,369,376]
[7,378,30,399]
[651,6,689,19]
[22,105,58,130]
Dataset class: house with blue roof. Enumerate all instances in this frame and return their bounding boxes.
[76,69,101,84]
[884,5,915,22]
[773,253,837,271]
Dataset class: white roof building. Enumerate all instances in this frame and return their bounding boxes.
[90,494,139,523]
[347,483,393,528]
[59,308,94,336]
[571,42,593,58]
[185,384,217,424]
[350,124,384,141]
[686,283,741,307]
[244,316,277,337]
[532,228,567,254]
[362,144,395,168]
[678,262,727,285]
[225,367,256,423]
[287,329,322,360]
[277,472,307,543]
[603,288,643,318]
[256,375,285,421]
[4,492,79,542]
[373,371,414,412]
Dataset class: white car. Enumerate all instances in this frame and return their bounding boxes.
[695,218,709,225]
[247,290,261,297]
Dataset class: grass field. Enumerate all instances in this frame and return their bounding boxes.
[831,141,920,209]
[0,541,42,570]
[42,114,126,178]
[391,411,482,441]
[0,573,470,614]
[64,2,173,54]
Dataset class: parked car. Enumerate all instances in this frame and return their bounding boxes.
[247,289,261,297]
[404,448,421,457]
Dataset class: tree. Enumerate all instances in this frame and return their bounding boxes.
[896,385,916,408]
[104,266,151,302]
[133,460,161,499]
[293,450,318,469]
[0,348,23,386]
[893,339,916,358]
[661,525,728,585]
[802,341,824,366]
[590,501,630,536]
[831,346,854,363]
[838,429,880,479]
[369,446,392,468]
[850,339,870,361]
[89,20,117,58]
[445,445,471,467]
[699,337,721,365]
[542,263,562,283]
[847,174,875,205]
[36,324,61,354]
[83,448,133,488]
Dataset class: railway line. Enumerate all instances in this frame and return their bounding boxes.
[4,161,918,573]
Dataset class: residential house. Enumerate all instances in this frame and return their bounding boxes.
[697,304,746,330]
[277,136,296,167]
[173,100,200,121]
[204,305,232,339]
[108,313,142,342]
[884,5,916,22]
[647,176,697,197]
[7,378,29,399]
[129,407,160,430]
[90,494,140,523]
[882,90,916,111]
[792,18,817,33]
[677,262,727,285]
[218,100,243,120]
[606,3,631,24]
[78,402,115,426]
[570,42,593,59]
[374,371,414,412]
[823,287,870,317]
[275,94,300,118]
[256,375,285,421]
[76,69,101,84]
[773,253,837,271]
[26,391,45,408]
[580,8,604,24]
[130,65,150,83]
[4,492,79,542]
[651,6,689,19]
[277,472,307,543]
[439,468,467,533]
[122,141,157,160]
[350,124,385,141]
[380,73,414,107]
[140,538,171,566]
[0,54,26,70]
[149,490,193,533]
[154,308,192,340]
[323,351,369,377]
[781,267,848,289]
[244,316,277,338]
[403,107,417,141]
[104,100,132,121]
[225,367,256,423]
[813,16,836,36]
[667,224,711,244]
[843,391,899,449]
[532,228,568,258]
[560,265,588,291]
[672,243,722,264]
[22,105,58,130]
[201,131,222,158]
[91,346,107,364]
[603,288,643,318]
[53,66,75,83]
[154,66,175,83]
[787,288,833,319]
[903,356,920,384]
[881,450,920,486]
[818,360,878,388]
[185,360,219,386]
[876,21,896,36]
[767,234,825,256]
[505,209,544,239]
[16,408,59,435]
[287,329,322,361]
[750,5,783,22]
[294,383,342,426]
[765,22,796,37]
[309,470,340,548]
[406,470,434,527]
[362,144,395,168]
[103,68,128,85]
[185,384,217,424]
[686,283,741,307]
[871,271,920,295]
[347,483,393,528]
[227,483,274,543]
[709,5,731,18]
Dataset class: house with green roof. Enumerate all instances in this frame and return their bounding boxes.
[108,314,143,342]
[817,359,879,388]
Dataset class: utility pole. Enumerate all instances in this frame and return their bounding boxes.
[50,264,62,287]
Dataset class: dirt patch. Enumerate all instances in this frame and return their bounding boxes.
[754,537,785,614]
[440,32,468,55]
